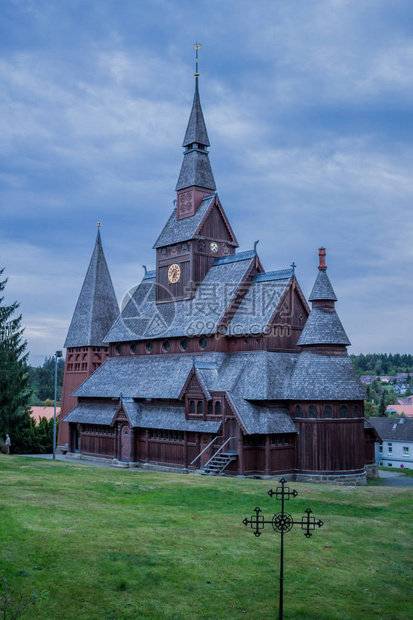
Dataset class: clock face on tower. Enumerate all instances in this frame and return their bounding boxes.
[168,263,181,284]
[210,242,218,253]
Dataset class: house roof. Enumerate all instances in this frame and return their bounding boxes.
[386,405,413,417]
[370,417,413,442]
[64,230,119,348]
[297,307,351,346]
[30,407,60,423]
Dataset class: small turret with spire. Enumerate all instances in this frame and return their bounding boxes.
[176,43,216,220]
[58,225,119,449]
[298,248,350,348]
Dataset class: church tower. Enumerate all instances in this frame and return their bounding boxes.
[57,228,119,449]
[154,54,238,303]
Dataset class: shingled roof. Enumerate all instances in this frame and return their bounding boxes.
[153,194,215,248]
[288,350,366,401]
[104,251,256,342]
[182,77,210,147]
[226,271,292,336]
[297,307,351,346]
[64,230,119,348]
[369,417,413,442]
[176,77,215,191]
[309,270,337,301]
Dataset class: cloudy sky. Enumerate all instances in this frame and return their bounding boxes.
[1,0,412,365]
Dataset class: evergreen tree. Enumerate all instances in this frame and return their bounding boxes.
[0,268,32,452]
[378,393,387,417]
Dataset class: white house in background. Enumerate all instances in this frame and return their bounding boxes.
[370,417,413,470]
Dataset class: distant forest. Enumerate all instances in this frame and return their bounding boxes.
[350,353,413,376]
[28,356,65,405]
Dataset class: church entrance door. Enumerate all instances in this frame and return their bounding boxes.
[121,425,131,462]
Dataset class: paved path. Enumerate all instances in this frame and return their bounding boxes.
[18,454,113,467]
[378,469,413,487]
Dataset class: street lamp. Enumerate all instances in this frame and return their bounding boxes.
[53,350,63,460]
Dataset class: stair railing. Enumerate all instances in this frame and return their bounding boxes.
[190,436,224,466]
[202,437,237,470]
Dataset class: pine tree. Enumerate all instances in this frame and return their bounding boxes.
[378,393,387,417]
[0,268,32,452]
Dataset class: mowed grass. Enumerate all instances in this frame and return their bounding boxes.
[0,457,412,620]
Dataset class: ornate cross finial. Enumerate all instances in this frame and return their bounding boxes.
[194,42,201,77]
[291,261,297,275]
[243,478,323,619]
[96,222,102,227]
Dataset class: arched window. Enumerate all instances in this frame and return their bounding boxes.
[162,340,171,352]
[215,401,221,416]
[199,336,208,350]
[198,401,204,415]
[340,405,347,418]
[295,405,302,418]
[180,338,189,351]
[309,405,316,418]
[146,341,153,353]
[353,405,359,418]
[130,343,136,354]
[189,400,195,414]
[324,405,332,418]
[115,344,122,356]
[208,401,213,415]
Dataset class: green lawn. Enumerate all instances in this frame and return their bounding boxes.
[0,456,412,619]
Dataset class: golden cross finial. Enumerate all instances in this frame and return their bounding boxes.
[97,222,102,227]
[194,42,201,77]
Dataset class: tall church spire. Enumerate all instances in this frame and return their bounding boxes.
[64,228,119,348]
[176,46,216,219]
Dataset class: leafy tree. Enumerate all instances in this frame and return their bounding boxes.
[364,401,377,418]
[0,268,32,452]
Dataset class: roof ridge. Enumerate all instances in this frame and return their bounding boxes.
[212,249,256,266]
[254,268,293,282]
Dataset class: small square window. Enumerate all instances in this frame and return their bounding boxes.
[403,446,409,456]
[379,445,383,453]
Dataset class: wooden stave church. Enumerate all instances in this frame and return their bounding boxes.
[58,74,378,481]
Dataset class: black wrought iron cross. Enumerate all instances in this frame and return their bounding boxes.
[243,478,323,620]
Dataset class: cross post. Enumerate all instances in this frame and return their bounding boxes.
[243,478,323,620]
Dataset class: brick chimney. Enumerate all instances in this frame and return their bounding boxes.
[318,247,327,271]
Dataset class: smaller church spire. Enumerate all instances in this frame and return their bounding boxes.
[309,248,337,302]
[64,228,119,348]
[298,248,350,347]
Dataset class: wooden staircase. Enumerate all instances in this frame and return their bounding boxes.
[201,451,237,475]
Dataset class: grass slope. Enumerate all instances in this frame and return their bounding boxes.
[0,456,412,619]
